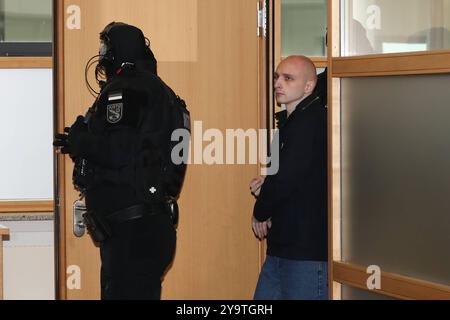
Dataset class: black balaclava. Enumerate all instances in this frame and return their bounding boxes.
[96,22,157,81]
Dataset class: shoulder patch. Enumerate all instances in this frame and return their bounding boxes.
[107,102,124,124]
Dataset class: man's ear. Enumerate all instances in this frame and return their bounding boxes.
[304,80,315,95]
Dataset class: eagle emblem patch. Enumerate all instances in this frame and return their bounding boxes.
[107,103,123,124]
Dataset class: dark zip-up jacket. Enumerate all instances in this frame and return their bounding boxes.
[254,93,328,261]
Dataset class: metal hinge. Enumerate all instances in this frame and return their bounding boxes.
[257,1,267,38]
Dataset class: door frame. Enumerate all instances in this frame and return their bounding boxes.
[53,0,66,300]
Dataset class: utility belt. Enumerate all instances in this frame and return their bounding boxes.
[83,200,178,243]
[106,203,167,224]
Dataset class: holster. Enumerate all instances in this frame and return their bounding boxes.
[83,210,112,243]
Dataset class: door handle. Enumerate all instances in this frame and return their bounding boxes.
[73,200,86,237]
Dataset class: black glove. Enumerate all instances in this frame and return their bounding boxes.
[53,116,88,157]
[53,127,71,154]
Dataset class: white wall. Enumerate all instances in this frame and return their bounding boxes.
[0,69,53,200]
[2,219,54,300]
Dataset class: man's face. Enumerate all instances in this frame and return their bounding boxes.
[274,60,309,108]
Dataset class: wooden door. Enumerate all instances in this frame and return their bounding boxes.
[56,0,264,299]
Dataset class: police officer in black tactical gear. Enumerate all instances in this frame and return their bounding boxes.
[54,22,189,300]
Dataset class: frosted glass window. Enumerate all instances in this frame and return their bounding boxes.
[342,0,450,55]
[282,0,327,56]
[0,0,52,42]
[341,74,450,286]
[0,69,53,200]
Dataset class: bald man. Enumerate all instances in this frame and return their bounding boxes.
[250,56,328,300]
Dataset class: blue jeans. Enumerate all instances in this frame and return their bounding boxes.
[254,255,328,300]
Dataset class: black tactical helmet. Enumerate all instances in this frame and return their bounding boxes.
[96,22,157,80]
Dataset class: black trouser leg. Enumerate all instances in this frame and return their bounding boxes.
[100,214,176,300]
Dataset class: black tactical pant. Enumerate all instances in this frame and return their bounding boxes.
[99,213,176,300]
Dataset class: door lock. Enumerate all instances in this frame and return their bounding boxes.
[73,200,87,237]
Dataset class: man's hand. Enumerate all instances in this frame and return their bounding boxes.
[249,175,265,198]
[53,127,71,154]
[53,116,87,157]
[252,215,272,240]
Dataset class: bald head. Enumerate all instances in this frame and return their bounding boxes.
[281,55,317,84]
[274,55,318,115]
